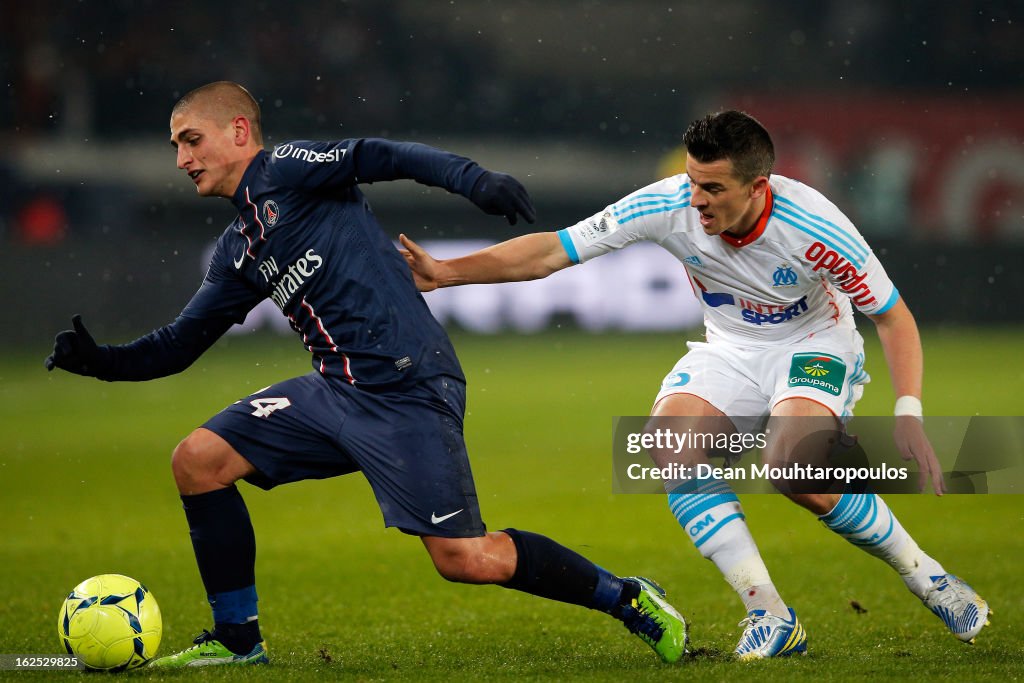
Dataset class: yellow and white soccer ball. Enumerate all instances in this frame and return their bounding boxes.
[57,574,162,670]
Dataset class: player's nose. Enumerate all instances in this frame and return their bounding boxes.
[176,146,191,170]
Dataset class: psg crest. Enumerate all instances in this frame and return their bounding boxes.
[263,199,280,226]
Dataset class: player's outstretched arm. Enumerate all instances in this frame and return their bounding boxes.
[45,314,234,382]
[399,232,572,292]
[868,298,945,495]
[343,140,536,225]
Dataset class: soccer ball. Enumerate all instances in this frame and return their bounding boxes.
[57,574,162,670]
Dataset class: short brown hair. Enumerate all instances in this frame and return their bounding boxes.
[172,81,263,146]
[682,110,774,183]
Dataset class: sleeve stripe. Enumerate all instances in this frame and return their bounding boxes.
[613,183,692,217]
[774,195,869,264]
[875,287,900,314]
[615,196,693,225]
[775,210,865,269]
[557,228,581,264]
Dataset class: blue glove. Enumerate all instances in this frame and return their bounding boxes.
[469,170,537,225]
[45,314,108,376]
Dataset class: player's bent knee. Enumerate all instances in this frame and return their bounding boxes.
[427,541,481,583]
[423,534,514,584]
[170,428,253,495]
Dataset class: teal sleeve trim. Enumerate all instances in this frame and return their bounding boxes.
[875,287,900,314]
[557,228,580,264]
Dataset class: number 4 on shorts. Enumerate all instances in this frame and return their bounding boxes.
[250,397,291,417]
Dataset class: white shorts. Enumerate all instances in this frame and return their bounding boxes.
[653,327,869,420]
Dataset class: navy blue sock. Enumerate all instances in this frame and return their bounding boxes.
[181,485,261,652]
[500,528,633,613]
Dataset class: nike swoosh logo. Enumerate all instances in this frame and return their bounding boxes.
[430,509,464,524]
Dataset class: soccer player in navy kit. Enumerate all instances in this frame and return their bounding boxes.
[44,81,687,668]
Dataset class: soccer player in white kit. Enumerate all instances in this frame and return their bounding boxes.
[399,110,990,659]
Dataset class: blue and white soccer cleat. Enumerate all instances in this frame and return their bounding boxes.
[734,607,807,660]
[922,574,991,643]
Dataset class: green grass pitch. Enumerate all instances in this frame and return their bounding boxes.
[1,327,1021,681]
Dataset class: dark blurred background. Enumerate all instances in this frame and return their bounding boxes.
[2,0,1022,345]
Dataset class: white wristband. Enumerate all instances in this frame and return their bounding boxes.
[894,395,923,421]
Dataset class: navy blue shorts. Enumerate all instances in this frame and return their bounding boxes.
[202,372,485,538]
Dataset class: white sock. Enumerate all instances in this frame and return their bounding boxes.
[819,493,946,598]
[669,479,789,616]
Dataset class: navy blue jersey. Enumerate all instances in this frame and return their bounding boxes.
[177,139,483,390]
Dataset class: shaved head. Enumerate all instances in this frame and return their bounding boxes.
[172,81,263,146]
[170,82,264,197]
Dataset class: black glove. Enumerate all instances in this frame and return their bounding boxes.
[45,314,108,376]
[469,170,537,225]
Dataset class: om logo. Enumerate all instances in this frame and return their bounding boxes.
[772,264,798,287]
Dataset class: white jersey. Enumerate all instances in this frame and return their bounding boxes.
[558,174,898,346]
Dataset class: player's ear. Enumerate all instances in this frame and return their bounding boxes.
[232,115,252,147]
[749,175,769,199]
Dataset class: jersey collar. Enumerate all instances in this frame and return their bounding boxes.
[230,150,267,213]
[719,186,773,248]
